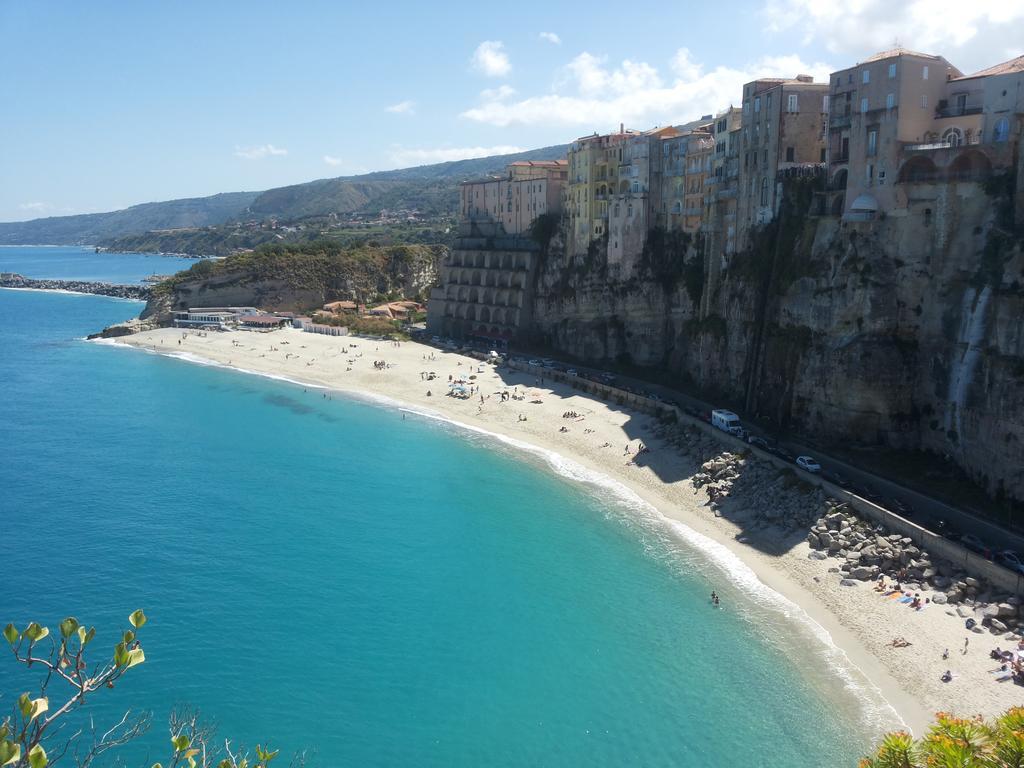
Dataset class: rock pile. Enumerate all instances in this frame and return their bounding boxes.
[0,273,151,300]
[806,501,1023,636]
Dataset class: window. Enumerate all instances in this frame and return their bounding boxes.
[787,93,799,113]
[862,69,870,84]
[760,178,769,206]
[860,97,869,113]
[888,63,896,79]
[994,116,1010,142]
[922,65,929,80]
[785,146,795,162]
[866,163,874,184]
[614,203,620,216]
[762,149,767,165]
[867,130,877,156]
[820,147,827,163]
[767,93,773,109]
[942,126,964,147]
[886,93,895,109]
[822,94,830,113]
[754,96,761,113]
[627,204,633,217]
[921,94,928,108]
[848,73,853,84]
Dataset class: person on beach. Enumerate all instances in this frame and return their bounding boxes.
[964,637,970,654]
[943,648,949,660]
[941,670,953,683]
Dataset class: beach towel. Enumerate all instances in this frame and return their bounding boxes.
[898,597,913,603]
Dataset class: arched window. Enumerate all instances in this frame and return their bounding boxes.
[941,126,964,147]
[994,117,1010,143]
[614,203,620,217]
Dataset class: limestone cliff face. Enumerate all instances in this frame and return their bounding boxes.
[140,244,442,323]
[531,179,1024,501]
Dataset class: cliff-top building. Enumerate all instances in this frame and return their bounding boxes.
[459,159,567,236]
[735,74,829,249]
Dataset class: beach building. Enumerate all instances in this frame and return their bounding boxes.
[238,315,289,330]
[299,318,348,336]
[735,75,829,249]
[172,307,255,329]
[322,300,360,313]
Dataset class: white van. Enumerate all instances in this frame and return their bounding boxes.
[711,409,742,436]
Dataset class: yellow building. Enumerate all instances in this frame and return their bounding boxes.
[567,127,639,254]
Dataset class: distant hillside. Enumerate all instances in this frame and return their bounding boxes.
[245,144,568,220]
[0,145,568,247]
[0,192,259,245]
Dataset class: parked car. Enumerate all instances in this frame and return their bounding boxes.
[796,455,822,473]
[771,447,795,463]
[528,359,542,367]
[566,369,579,377]
[747,435,771,450]
[996,550,1024,575]
[959,534,991,558]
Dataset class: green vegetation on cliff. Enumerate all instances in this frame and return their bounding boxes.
[151,241,442,319]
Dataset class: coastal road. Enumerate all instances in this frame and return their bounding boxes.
[486,345,1024,563]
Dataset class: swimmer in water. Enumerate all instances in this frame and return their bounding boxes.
[711,591,720,606]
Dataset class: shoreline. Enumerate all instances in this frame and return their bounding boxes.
[0,286,146,302]
[101,327,1024,739]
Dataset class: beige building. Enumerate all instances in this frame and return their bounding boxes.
[826,49,963,218]
[736,75,829,248]
[607,126,679,265]
[827,50,1024,221]
[460,160,567,235]
[658,120,715,234]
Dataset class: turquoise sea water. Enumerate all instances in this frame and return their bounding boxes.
[1,250,889,766]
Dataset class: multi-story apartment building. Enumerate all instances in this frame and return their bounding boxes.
[736,75,829,248]
[826,50,1024,221]
[703,107,743,258]
[567,127,639,254]
[607,126,678,265]
[658,120,715,233]
[826,49,962,218]
[460,160,567,235]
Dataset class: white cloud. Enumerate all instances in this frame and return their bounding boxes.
[390,145,525,167]
[461,49,833,129]
[18,202,50,212]
[539,31,561,45]
[471,40,511,77]
[323,155,343,166]
[386,100,416,115]
[233,144,288,160]
[761,0,1024,72]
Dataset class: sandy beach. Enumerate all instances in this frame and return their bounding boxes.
[113,326,1024,736]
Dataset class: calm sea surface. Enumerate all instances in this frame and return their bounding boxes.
[0,248,888,766]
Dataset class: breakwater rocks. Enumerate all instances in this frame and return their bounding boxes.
[0,273,151,300]
[642,419,1022,638]
[86,317,160,340]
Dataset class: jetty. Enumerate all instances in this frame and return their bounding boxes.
[0,272,151,300]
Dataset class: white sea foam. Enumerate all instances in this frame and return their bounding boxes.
[95,337,904,734]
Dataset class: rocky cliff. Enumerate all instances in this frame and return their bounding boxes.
[141,243,442,323]
[529,175,1024,503]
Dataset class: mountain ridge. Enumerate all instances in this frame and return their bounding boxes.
[0,145,568,246]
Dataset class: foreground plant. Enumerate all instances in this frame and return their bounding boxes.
[860,707,1024,767]
[2,613,296,768]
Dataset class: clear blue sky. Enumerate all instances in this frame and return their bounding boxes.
[2,0,1020,221]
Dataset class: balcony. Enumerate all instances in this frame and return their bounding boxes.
[830,153,849,164]
[829,114,852,129]
[717,187,737,200]
[936,104,983,119]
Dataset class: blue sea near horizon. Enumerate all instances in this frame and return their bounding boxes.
[1,248,890,766]
[0,244,197,283]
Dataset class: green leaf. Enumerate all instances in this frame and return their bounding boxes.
[125,648,145,669]
[28,744,47,768]
[123,630,135,645]
[129,610,147,629]
[0,724,8,741]
[23,623,49,643]
[0,741,21,767]
[113,642,129,667]
[2,625,17,645]
[83,627,96,645]
[17,694,32,719]
[171,734,190,752]
[59,618,79,640]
